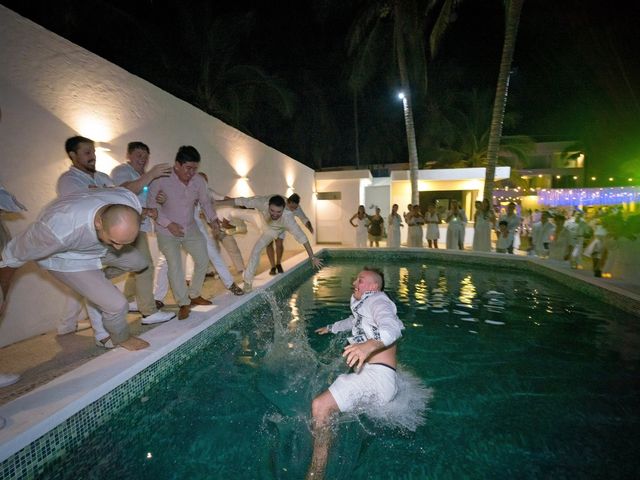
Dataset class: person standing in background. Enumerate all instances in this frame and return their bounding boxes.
[497,202,521,254]
[445,200,467,250]
[367,207,384,247]
[472,199,494,252]
[424,203,441,249]
[349,205,370,248]
[406,205,425,248]
[387,204,403,248]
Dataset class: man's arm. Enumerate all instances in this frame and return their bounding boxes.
[147,180,173,230]
[57,175,89,197]
[315,316,354,335]
[0,221,66,267]
[295,206,314,234]
[302,241,323,269]
[115,164,172,195]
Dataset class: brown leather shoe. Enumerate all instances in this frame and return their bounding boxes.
[178,305,191,320]
[189,296,212,306]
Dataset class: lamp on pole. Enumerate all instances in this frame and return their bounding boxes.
[398,92,419,205]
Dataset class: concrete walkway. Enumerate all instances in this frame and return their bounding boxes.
[0,249,303,407]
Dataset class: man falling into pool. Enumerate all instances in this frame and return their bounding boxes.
[307,267,404,479]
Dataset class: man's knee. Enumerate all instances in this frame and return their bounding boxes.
[98,292,128,316]
[311,393,337,424]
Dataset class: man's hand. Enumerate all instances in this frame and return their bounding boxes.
[141,208,158,220]
[342,340,383,370]
[209,221,223,241]
[310,256,323,269]
[220,218,234,230]
[315,326,330,335]
[167,222,184,237]
[147,163,172,180]
[156,190,167,205]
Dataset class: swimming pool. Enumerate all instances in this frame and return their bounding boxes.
[27,253,640,479]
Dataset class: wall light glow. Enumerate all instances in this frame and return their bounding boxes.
[231,177,253,198]
[232,155,252,178]
[73,115,114,142]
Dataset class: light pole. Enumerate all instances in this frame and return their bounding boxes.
[398,92,419,205]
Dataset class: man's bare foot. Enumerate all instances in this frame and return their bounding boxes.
[119,336,149,351]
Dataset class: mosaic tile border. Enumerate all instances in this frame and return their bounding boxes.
[0,290,290,480]
[0,249,635,479]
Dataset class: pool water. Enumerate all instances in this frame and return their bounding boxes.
[42,260,640,479]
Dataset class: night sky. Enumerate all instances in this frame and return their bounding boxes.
[2,0,639,179]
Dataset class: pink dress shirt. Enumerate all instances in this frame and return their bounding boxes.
[148,169,217,236]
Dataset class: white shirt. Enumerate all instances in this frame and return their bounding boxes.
[57,166,114,197]
[329,291,404,347]
[1,188,141,272]
[234,196,308,244]
[290,205,310,225]
[496,231,514,250]
[498,213,521,233]
[532,221,555,245]
[110,163,152,232]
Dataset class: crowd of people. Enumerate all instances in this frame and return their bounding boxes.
[349,200,612,277]
[0,136,322,381]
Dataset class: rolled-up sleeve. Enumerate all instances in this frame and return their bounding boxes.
[371,297,404,346]
[148,179,171,228]
[195,177,217,223]
[235,196,267,210]
[283,214,309,244]
[329,316,354,333]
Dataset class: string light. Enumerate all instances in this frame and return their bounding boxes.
[537,187,640,206]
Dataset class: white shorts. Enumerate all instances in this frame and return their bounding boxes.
[329,363,398,412]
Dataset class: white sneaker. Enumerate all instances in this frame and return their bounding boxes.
[243,281,252,293]
[0,373,19,388]
[128,301,139,312]
[141,310,176,325]
[95,336,115,349]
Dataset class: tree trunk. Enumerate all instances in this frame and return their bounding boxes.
[395,2,420,205]
[483,0,524,201]
[354,92,360,169]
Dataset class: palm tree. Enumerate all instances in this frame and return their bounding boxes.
[347,0,461,204]
[428,88,534,185]
[483,0,525,200]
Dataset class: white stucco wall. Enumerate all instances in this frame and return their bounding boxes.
[315,170,372,246]
[0,6,315,346]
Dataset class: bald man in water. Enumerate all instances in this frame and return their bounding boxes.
[307,267,404,479]
[0,188,150,350]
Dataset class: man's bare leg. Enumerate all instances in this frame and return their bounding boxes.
[275,238,284,265]
[119,336,150,351]
[265,241,277,268]
[307,390,339,479]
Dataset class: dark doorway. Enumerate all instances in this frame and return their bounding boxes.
[419,190,462,214]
